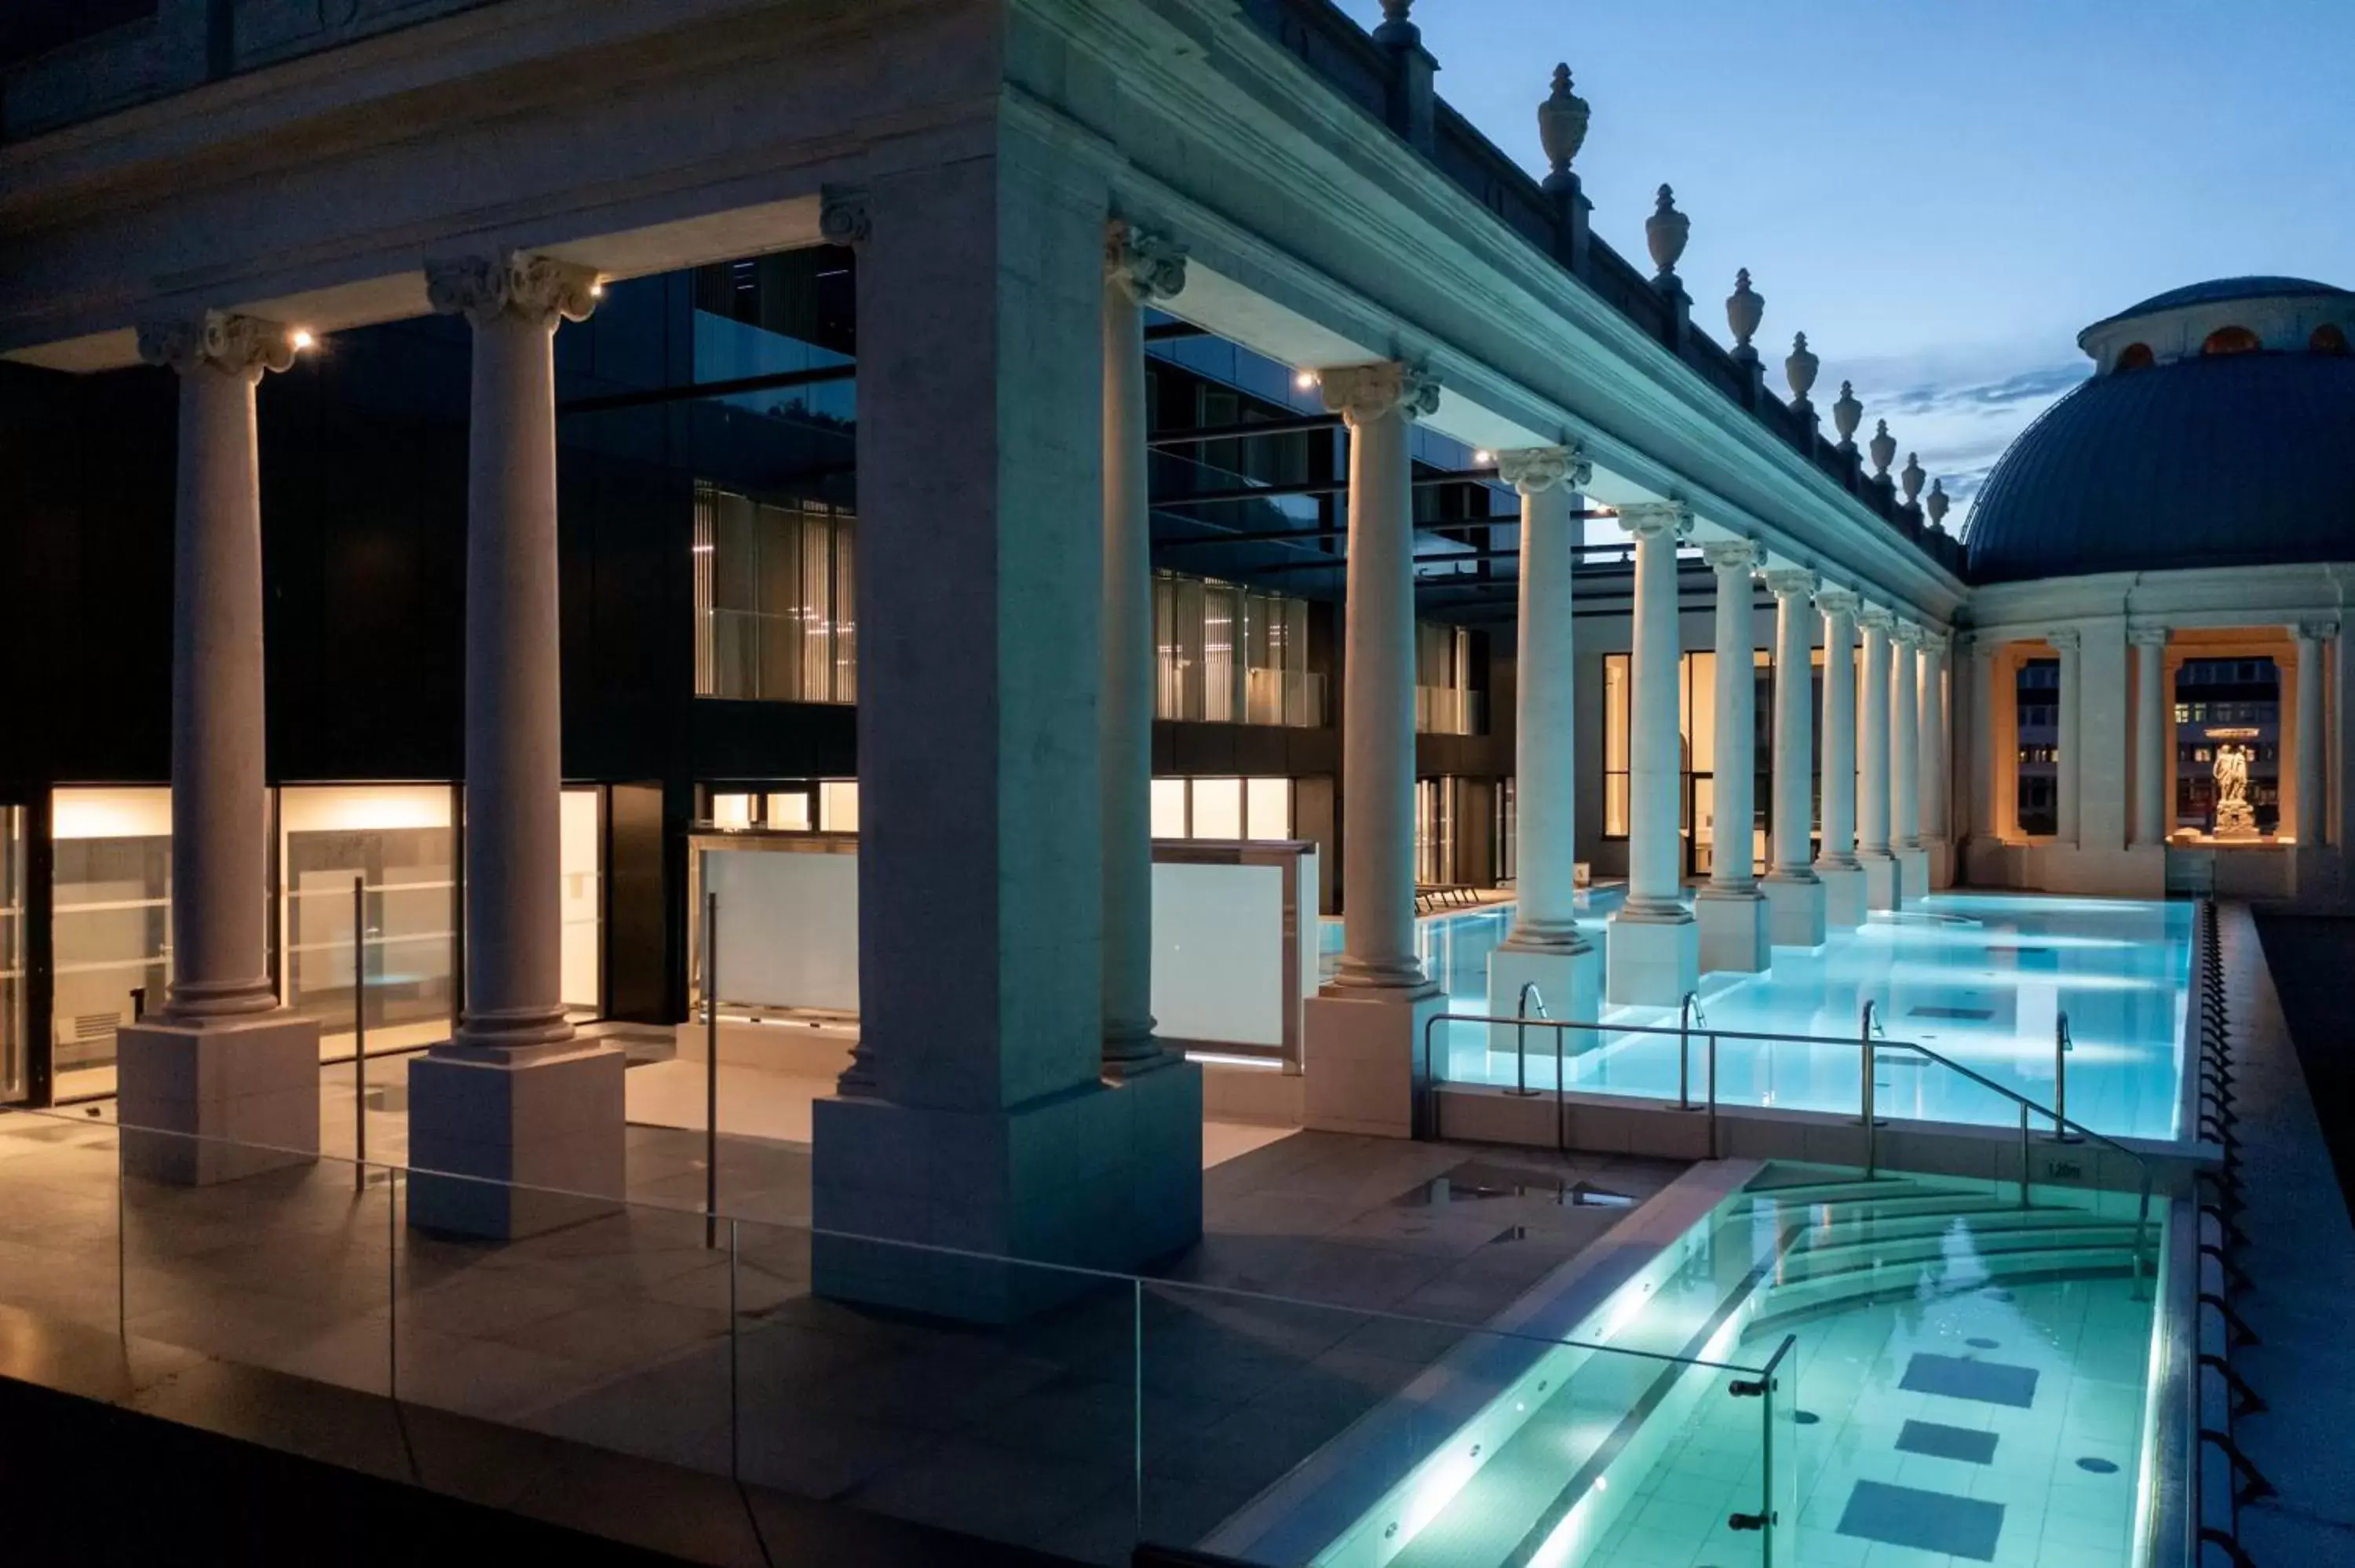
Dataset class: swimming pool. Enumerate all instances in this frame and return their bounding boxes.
[1262,1165,2163,1568]
[1396,894,2191,1143]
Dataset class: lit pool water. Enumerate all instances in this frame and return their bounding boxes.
[1383,892,2190,1142]
[1264,1169,2160,1568]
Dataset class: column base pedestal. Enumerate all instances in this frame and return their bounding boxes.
[1925,836,1955,891]
[1604,912,1700,1006]
[1485,944,1600,1063]
[117,1011,322,1184]
[1897,846,1930,905]
[1816,863,1866,929]
[1861,853,1900,911]
[1761,873,1827,948]
[1303,986,1444,1138]
[1695,888,1770,973]
[407,1041,626,1239]
[811,1063,1203,1322]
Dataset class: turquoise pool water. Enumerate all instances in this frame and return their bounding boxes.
[1262,1169,2160,1568]
[1397,893,2191,1143]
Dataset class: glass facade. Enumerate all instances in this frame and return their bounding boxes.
[1152,571,1321,727]
[704,781,860,835]
[694,483,858,703]
[1600,650,1773,873]
[279,785,457,1059]
[51,788,173,1099]
[1,806,22,1102]
[1415,622,1482,735]
[1149,777,1295,841]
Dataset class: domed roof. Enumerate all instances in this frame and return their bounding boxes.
[1964,347,2355,584]
[2092,275,2351,327]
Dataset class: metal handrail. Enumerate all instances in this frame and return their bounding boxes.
[1506,981,1550,1099]
[2052,1011,2080,1143]
[1676,991,1707,1111]
[1417,1005,2158,1282]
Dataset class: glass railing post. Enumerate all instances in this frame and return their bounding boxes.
[728,1219,741,1480]
[2018,1103,2032,1209]
[115,1127,126,1343]
[387,1165,400,1401]
[1132,1277,1145,1543]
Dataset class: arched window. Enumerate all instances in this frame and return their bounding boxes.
[2114,342,2155,372]
[2202,325,2262,356]
[2313,323,2350,355]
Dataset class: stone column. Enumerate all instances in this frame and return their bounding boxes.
[408,253,623,1239]
[1814,589,1865,926]
[1857,606,1898,910]
[1696,539,1769,972]
[1761,568,1825,946]
[2051,629,2082,845]
[2130,625,2171,848]
[1890,622,1926,904]
[1968,636,1999,843]
[811,155,1201,1318]
[1100,222,1187,1078]
[1302,362,1443,1135]
[2295,621,2335,847]
[1920,631,1952,887]
[1605,501,1700,1005]
[117,312,321,1183]
[1486,446,1601,1039]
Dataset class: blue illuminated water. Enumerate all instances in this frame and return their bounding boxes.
[1382,892,2189,1142]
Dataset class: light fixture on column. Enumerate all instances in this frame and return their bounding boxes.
[1294,369,1320,391]
[288,329,316,352]
[589,280,605,297]
[1473,449,1495,465]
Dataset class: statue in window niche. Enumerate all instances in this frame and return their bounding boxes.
[2214,744,2258,839]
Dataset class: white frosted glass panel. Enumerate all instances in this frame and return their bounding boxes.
[711,793,754,830]
[767,793,812,831]
[560,789,601,1014]
[1151,779,1188,840]
[820,780,859,833]
[1151,861,1283,1048]
[54,787,171,840]
[1246,778,1291,841]
[281,784,449,833]
[704,848,860,1012]
[1192,777,1243,840]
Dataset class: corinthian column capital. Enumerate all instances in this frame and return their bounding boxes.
[820,184,872,248]
[1317,361,1441,427]
[2127,624,2171,647]
[1495,443,1590,494]
[2046,628,2082,651]
[2295,618,2340,643]
[1105,221,1188,304]
[425,252,601,329]
[1892,620,1926,647]
[1858,604,1897,634]
[1814,585,1860,618]
[1762,567,1818,600]
[136,310,299,380]
[1614,499,1692,541]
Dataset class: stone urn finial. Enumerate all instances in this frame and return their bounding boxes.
[1726,268,1764,352]
[1375,0,1418,43]
[1539,64,1590,182]
[1785,332,1820,404]
[1869,418,1897,478]
[1900,451,1926,505]
[1645,184,1689,283]
[1832,380,1863,449]
[1926,478,1951,531]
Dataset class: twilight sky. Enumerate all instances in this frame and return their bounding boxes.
[1332,0,2354,523]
